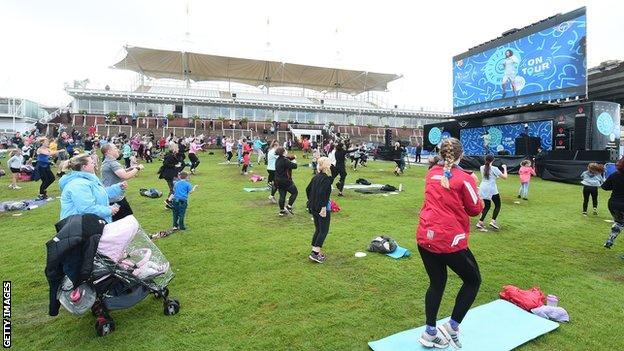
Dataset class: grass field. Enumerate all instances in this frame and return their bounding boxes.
[1,151,623,350]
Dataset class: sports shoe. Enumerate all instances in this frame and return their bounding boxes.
[517,195,521,199]
[285,205,294,215]
[476,221,485,230]
[419,330,449,349]
[308,252,325,263]
[7,184,14,189]
[13,185,22,189]
[489,220,499,230]
[278,210,288,217]
[605,239,614,249]
[438,322,461,349]
[593,208,598,215]
[582,212,588,216]
[268,195,277,204]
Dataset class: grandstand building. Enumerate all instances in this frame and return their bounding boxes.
[62,47,451,143]
[0,97,50,134]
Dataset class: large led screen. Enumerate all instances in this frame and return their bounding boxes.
[459,120,553,156]
[453,8,586,114]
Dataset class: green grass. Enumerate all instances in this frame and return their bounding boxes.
[1,152,623,350]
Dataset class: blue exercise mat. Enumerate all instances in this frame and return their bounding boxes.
[368,299,559,351]
[386,245,411,259]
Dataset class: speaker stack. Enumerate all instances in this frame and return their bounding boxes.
[385,128,392,147]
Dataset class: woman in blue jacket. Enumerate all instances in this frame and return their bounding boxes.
[60,154,126,223]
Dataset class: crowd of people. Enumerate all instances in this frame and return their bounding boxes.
[3,125,624,348]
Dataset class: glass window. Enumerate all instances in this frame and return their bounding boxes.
[90,100,104,114]
[118,101,130,114]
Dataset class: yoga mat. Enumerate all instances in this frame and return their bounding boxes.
[0,198,55,212]
[243,187,270,192]
[386,245,411,259]
[368,299,559,351]
[355,189,400,195]
[343,184,384,190]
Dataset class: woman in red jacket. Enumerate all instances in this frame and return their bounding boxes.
[417,137,484,349]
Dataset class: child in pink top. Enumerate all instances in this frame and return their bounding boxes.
[518,159,536,200]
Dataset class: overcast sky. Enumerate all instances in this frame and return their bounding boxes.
[1,0,622,112]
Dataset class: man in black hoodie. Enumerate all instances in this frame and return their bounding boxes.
[306,157,333,263]
[274,147,298,216]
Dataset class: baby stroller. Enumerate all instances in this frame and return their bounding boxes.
[56,215,179,336]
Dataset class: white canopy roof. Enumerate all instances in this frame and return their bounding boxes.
[112,46,401,94]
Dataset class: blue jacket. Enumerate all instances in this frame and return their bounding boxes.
[59,171,124,223]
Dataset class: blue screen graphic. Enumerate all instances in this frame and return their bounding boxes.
[453,14,586,114]
[459,120,553,155]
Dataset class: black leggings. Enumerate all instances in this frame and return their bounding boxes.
[418,246,481,326]
[480,194,501,221]
[582,186,598,212]
[311,211,331,247]
[189,153,200,170]
[165,178,175,196]
[278,183,298,210]
[38,166,55,196]
[268,170,277,196]
[226,151,233,161]
[331,165,346,192]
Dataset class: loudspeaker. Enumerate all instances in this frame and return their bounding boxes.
[574,116,587,150]
[514,136,541,155]
[232,93,237,99]
[320,99,324,105]
[385,129,392,147]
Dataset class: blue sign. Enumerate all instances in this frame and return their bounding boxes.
[596,112,614,136]
[428,127,442,145]
[453,11,586,114]
[459,120,553,155]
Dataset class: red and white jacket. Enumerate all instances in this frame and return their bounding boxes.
[416,165,483,254]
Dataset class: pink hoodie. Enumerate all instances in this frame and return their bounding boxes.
[518,166,536,183]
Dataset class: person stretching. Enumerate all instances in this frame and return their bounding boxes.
[305,157,333,263]
[188,138,204,174]
[417,137,483,349]
[266,140,279,203]
[477,154,507,230]
[331,142,357,196]
[602,157,624,249]
[518,159,536,200]
[36,137,58,200]
[274,147,298,216]
[581,162,605,216]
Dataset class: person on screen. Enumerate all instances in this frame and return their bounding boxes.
[481,131,491,155]
[501,49,520,98]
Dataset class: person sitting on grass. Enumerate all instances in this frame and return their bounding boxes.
[305,157,333,263]
[172,171,197,231]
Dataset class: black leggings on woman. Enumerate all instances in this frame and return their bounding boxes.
[331,166,346,192]
[311,211,331,247]
[582,185,598,212]
[418,246,481,326]
[189,153,200,170]
[278,184,298,210]
[480,194,501,221]
[38,166,55,196]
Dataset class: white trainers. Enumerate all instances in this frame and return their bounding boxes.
[438,322,461,349]
[419,330,449,349]
[268,195,277,204]
[13,185,22,189]
[489,220,500,230]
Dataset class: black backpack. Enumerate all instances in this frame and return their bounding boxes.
[356,178,371,185]
[380,184,397,192]
[367,236,398,254]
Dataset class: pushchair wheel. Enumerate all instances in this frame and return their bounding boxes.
[164,299,180,315]
[95,316,115,337]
